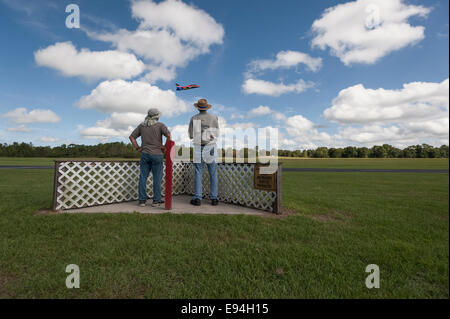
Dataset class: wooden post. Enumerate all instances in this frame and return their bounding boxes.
[165,140,175,210]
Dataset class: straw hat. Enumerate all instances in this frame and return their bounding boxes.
[194,99,211,111]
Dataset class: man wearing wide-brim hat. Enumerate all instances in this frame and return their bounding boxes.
[188,99,220,206]
[130,108,171,207]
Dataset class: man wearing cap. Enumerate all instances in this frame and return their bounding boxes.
[188,99,220,206]
[129,108,171,207]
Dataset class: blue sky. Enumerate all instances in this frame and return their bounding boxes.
[0,0,448,149]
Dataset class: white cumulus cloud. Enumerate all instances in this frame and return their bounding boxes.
[248,105,286,121]
[7,125,31,132]
[77,79,189,117]
[77,79,192,141]
[80,112,147,140]
[79,126,132,141]
[319,79,449,147]
[311,0,431,65]
[2,108,60,124]
[169,124,191,146]
[285,114,333,149]
[405,118,449,136]
[242,79,314,97]
[336,125,406,145]
[249,50,322,73]
[87,0,224,83]
[249,106,272,116]
[286,115,315,134]
[335,121,449,147]
[323,79,449,124]
[34,41,146,81]
[96,112,145,130]
[243,50,320,98]
[132,0,224,47]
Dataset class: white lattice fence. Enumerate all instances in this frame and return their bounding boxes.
[53,161,280,213]
[184,164,277,212]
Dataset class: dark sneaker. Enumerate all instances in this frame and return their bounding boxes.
[190,198,201,206]
[138,200,146,207]
[151,200,164,207]
[211,199,219,206]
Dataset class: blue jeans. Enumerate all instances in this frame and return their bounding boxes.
[138,153,164,202]
[193,145,218,200]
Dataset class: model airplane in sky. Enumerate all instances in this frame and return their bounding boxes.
[176,83,200,91]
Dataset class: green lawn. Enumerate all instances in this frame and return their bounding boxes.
[0,163,448,298]
[1,157,449,170]
[280,158,449,170]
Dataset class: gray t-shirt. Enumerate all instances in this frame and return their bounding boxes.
[188,111,220,146]
[130,122,170,155]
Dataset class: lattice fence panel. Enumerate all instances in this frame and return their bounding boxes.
[54,161,277,212]
[55,161,186,210]
[184,163,276,212]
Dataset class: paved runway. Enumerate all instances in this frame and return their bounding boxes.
[0,166,448,174]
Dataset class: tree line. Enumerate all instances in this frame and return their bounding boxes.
[0,142,448,159]
[0,142,138,158]
[279,144,449,158]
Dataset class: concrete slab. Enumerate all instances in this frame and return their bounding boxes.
[63,195,272,216]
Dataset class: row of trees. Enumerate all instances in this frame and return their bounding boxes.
[0,142,448,159]
[0,142,138,158]
[278,144,449,158]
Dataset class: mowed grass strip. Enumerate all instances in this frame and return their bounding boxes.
[0,167,448,298]
[280,158,449,170]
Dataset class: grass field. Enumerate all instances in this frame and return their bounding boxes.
[280,158,449,170]
[1,157,449,170]
[0,158,448,298]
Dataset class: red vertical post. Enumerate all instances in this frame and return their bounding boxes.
[165,139,175,210]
